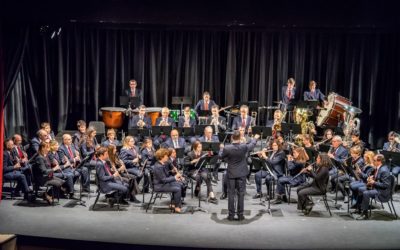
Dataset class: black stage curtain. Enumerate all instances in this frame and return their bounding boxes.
[3,24,400,148]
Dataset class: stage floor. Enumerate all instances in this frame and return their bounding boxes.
[1,175,400,249]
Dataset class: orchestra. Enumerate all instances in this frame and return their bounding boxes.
[3,77,399,221]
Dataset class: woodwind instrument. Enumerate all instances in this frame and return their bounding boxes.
[367,175,375,190]
[250,149,273,156]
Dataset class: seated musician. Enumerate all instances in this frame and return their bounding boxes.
[30,129,49,155]
[297,153,331,215]
[107,144,141,203]
[194,91,216,114]
[350,150,375,207]
[168,148,188,197]
[333,145,364,203]
[267,109,284,127]
[125,79,143,105]
[184,141,217,203]
[153,148,186,213]
[206,105,227,134]
[79,127,99,159]
[198,126,220,182]
[12,134,33,186]
[343,130,366,152]
[129,105,152,129]
[48,140,75,198]
[119,136,149,193]
[41,122,56,141]
[253,140,286,199]
[95,146,129,206]
[73,120,87,149]
[178,106,196,128]
[272,147,309,204]
[302,134,318,163]
[303,80,326,103]
[327,135,349,192]
[140,138,157,173]
[162,129,187,151]
[355,154,391,220]
[281,78,296,108]
[231,105,253,133]
[102,129,121,147]
[3,139,32,199]
[59,134,90,192]
[382,131,400,177]
[33,142,66,204]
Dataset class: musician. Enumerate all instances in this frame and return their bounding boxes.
[95,146,129,206]
[125,79,143,105]
[59,134,90,192]
[207,105,227,134]
[344,130,366,153]
[3,139,31,199]
[302,134,318,163]
[231,105,253,132]
[272,147,309,204]
[198,126,219,143]
[102,129,121,147]
[73,120,87,149]
[30,129,49,154]
[153,148,185,213]
[297,153,331,215]
[80,127,99,159]
[140,138,157,172]
[328,135,349,192]
[281,78,296,107]
[350,151,375,207]
[323,128,334,141]
[107,144,141,203]
[48,140,75,198]
[355,154,391,220]
[219,131,259,220]
[119,136,150,192]
[162,129,187,150]
[178,106,196,128]
[168,148,188,197]
[41,122,56,141]
[184,141,217,203]
[333,145,364,203]
[303,80,326,102]
[382,131,400,177]
[12,134,33,185]
[33,142,66,204]
[194,91,216,113]
[266,110,284,127]
[253,140,286,199]
[129,105,152,129]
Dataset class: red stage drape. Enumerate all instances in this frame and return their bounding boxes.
[0,31,4,201]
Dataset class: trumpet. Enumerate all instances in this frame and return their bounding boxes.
[183,116,191,127]
[159,118,170,126]
[137,118,146,128]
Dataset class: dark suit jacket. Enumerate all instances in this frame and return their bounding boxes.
[303,89,325,102]
[373,165,391,202]
[281,86,297,105]
[80,139,98,158]
[152,161,176,190]
[125,88,143,104]
[308,166,330,193]
[194,100,216,113]
[206,116,227,132]
[101,139,121,147]
[140,147,156,166]
[119,147,140,168]
[219,139,257,178]
[231,116,253,130]
[3,151,15,174]
[358,165,374,182]
[383,142,400,151]
[265,150,286,177]
[162,137,186,149]
[33,155,54,186]
[95,159,117,193]
[198,135,219,142]
[178,116,196,128]
[30,137,41,153]
[155,117,176,127]
[330,145,349,165]
[129,115,152,129]
[59,144,80,164]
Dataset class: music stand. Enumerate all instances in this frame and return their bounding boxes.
[318,144,331,153]
[189,154,213,213]
[172,96,192,113]
[381,151,400,172]
[296,100,319,110]
[151,126,173,137]
[281,123,301,142]
[194,125,213,136]
[197,110,211,125]
[128,128,151,138]
[174,147,186,168]
[251,126,272,149]
[250,157,273,214]
[201,142,220,153]
[73,152,95,207]
[176,127,195,137]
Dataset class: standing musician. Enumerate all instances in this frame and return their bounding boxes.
[303,80,326,103]
[327,135,349,192]
[296,153,331,215]
[272,147,309,204]
[231,105,253,133]
[281,78,296,120]
[219,131,259,220]
[194,91,217,113]
[184,141,218,203]
[253,140,286,199]
[350,151,375,207]
[107,144,141,204]
[153,148,185,213]
[355,154,391,220]
[3,138,32,199]
[48,140,75,198]
[382,131,400,177]
[59,134,90,192]
[129,105,152,129]
[102,129,121,147]
[119,136,149,192]
[33,142,66,204]
[125,79,143,105]
[178,106,196,128]
[95,146,129,206]
[207,105,227,134]
[73,120,87,149]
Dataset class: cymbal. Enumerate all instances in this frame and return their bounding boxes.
[343,105,362,114]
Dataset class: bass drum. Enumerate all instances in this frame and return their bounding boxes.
[100,107,126,128]
[317,93,351,127]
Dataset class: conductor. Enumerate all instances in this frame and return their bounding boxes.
[219,131,259,221]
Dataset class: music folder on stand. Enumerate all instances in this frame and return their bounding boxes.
[281,123,301,142]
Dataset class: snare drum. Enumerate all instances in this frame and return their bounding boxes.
[100,107,127,128]
[146,107,162,126]
[317,93,351,127]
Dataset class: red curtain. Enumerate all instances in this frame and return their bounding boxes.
[0,34,4,201]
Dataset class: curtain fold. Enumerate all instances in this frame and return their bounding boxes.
[3,24,400,148]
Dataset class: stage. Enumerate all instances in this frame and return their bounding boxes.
[1,174,399,249]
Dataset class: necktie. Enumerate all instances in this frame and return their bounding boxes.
[241,117,246,127]
[288,89,292,99]
[67,146,74,158]
[104,162,113,176]
[17,146,24,158]
[204,102,208,110]
[131,88,135,97]
[374,167,379,179]
[174,140,178,148]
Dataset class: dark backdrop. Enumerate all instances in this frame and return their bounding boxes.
[2,23,400,148]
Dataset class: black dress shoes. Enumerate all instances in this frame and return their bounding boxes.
[130,197,141,204]
[356,211,369,220]
[252,193,262,199]
[226,215,235,221]
[120,199,129,205]
[220,193,227,200]
[238,215,245,221]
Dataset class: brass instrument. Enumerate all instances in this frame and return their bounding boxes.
[367,175,375,190]
[137,118,146,128]
[159,118,170,126]
[183,116,191,127]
